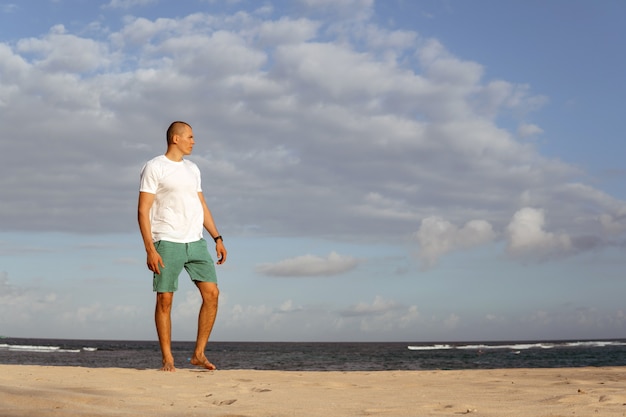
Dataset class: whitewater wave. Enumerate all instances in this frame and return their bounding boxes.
[0,343,96,353]
[407,340,626,351]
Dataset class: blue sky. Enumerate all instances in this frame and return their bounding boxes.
[1,0,625,343]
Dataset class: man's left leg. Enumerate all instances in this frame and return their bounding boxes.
[190,281,219,370]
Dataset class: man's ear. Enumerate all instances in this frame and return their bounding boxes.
[172,134,179,144]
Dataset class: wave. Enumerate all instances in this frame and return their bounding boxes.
[0,343,96,353]
[407,344,454,351]
[407,340,626,351]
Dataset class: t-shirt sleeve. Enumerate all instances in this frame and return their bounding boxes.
[139,161,159,194]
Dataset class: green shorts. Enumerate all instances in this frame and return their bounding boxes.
[153,239,217,292]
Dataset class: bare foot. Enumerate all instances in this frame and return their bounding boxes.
[160,360,176,372]
[190,354,216,370]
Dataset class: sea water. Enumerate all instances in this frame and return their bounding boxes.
[1,338,625,371]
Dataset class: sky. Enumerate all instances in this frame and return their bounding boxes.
[1,0,625,343]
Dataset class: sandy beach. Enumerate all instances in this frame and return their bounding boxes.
[1,365,624,416]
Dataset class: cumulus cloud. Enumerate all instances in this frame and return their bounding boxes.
[414,216,496,269]
[257,17,320,45]
[599,213,626,236]
[506,207,572,260]
[414,204,611,266]
[16,24,112,73]
[256,252,359,277]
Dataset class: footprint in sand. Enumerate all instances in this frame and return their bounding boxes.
[214,399,237,406]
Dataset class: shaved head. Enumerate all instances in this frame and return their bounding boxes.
[166,121,192,145]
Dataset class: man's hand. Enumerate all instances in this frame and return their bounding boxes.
[147,250,165,274]
[216,241,227,265]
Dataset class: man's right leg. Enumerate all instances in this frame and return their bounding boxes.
[155,291,175,371]
[153,240,184,371]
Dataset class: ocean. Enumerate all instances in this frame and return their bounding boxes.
[1,337,626,371]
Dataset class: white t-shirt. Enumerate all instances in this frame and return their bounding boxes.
[139,155,204,243]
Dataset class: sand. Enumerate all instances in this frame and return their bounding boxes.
[1,365,625,416]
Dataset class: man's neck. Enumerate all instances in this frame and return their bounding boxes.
[164,149,184,162]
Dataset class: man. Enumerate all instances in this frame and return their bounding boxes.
[138,121,227,372]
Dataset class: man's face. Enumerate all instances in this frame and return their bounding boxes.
[175,126,195,155]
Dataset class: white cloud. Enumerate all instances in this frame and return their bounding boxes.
[256,252,359,277]
[16,24,112,73]
[599,213,626,235]
[506,207,572,260]
[414,216,496,269]
[257,17,320,45]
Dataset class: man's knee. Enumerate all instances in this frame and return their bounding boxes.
[197,282,219,301]
[156,292,174,311]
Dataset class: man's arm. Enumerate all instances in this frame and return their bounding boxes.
[138,191,165,274]
[198,192,227,265]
